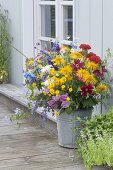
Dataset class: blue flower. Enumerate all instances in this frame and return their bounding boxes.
[52,42,60,52]
[47,55,52,65]
[24,71,36,80]
[70,42,78,50]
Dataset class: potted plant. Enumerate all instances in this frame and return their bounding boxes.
[24,41,110,148]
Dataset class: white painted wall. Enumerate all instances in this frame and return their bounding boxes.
[0,0,34,85]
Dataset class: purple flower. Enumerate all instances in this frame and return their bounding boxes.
[48,99,58,110]
[52,95,60,102]
[61,100,71,108]
[60,94,68,102]
[47,55,53,65]
[52,42,60,52]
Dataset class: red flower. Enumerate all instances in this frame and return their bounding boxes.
[93,66,107,78]
[86,52,102,64]
[81,84,94,97]
[79,44,91,51]
[70,59,84,72]
[86,52,96,58]
[93,70,102,78]
[102,66,107,73]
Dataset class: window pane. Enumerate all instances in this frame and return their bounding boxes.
[63,6,73,41]
[41,40,53,50]
[63,0,72,1]
[41,5,55,38]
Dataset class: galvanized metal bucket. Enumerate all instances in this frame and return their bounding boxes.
[56,109,92,148]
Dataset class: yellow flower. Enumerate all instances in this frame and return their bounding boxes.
[55,90,60,96]
[70,51,83,60]
[51,56,65,66]
[38,64,42,68]
[85,61,99,71]
[48,83,55,89]
[96,84,108,93]
[51,68,56,75]
[43,92,47,95]
[84,74,97,85]
[55,111,59,117]
[37,59,42,63]
[49,89,55,95]
[69,88,73,92]
[32,83,37,88]
[76,69,89,79]
[59,65,72,75]
[41,82,44,85]
[60,45,70,52]
[67,97,71,101]
[53,77,60,86]
[76,69,97,85]
[61,85,65,90]
[60,77,67,84]
[27,58,34,65]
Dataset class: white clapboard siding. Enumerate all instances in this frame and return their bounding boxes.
[0,0,23,84]
[103,0,113,108]
[0,0,34,85]
[77,0,90,43]
[89,0,103,56]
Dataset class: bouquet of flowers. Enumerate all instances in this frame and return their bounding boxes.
[24,42,110,116]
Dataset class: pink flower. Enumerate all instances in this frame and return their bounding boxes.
[70,59,84,72]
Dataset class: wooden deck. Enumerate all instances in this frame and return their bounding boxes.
[0,84,109,170]
[0,102,86,170]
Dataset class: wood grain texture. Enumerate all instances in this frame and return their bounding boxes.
[0,102,108,170]
[0,102,83,170]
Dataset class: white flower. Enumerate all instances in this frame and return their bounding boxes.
[41,65,52,73]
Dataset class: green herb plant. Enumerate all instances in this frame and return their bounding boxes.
[0,6,11,83]
[77,107,113,170]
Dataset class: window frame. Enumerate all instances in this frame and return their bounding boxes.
[34,0,78,50]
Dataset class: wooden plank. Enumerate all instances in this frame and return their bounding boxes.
[0,102,85,170]
[0,152,81,168]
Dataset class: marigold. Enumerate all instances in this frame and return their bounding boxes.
[96,84,108,93]
[84,74,97,85]
[76,69,97,85]
[85,61,99,71]
[76,69,89,79]
[70,51,83,60]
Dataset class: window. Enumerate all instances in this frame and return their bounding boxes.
[41,5,55,38]
[35,0,76,49]
[63,5,73,41]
